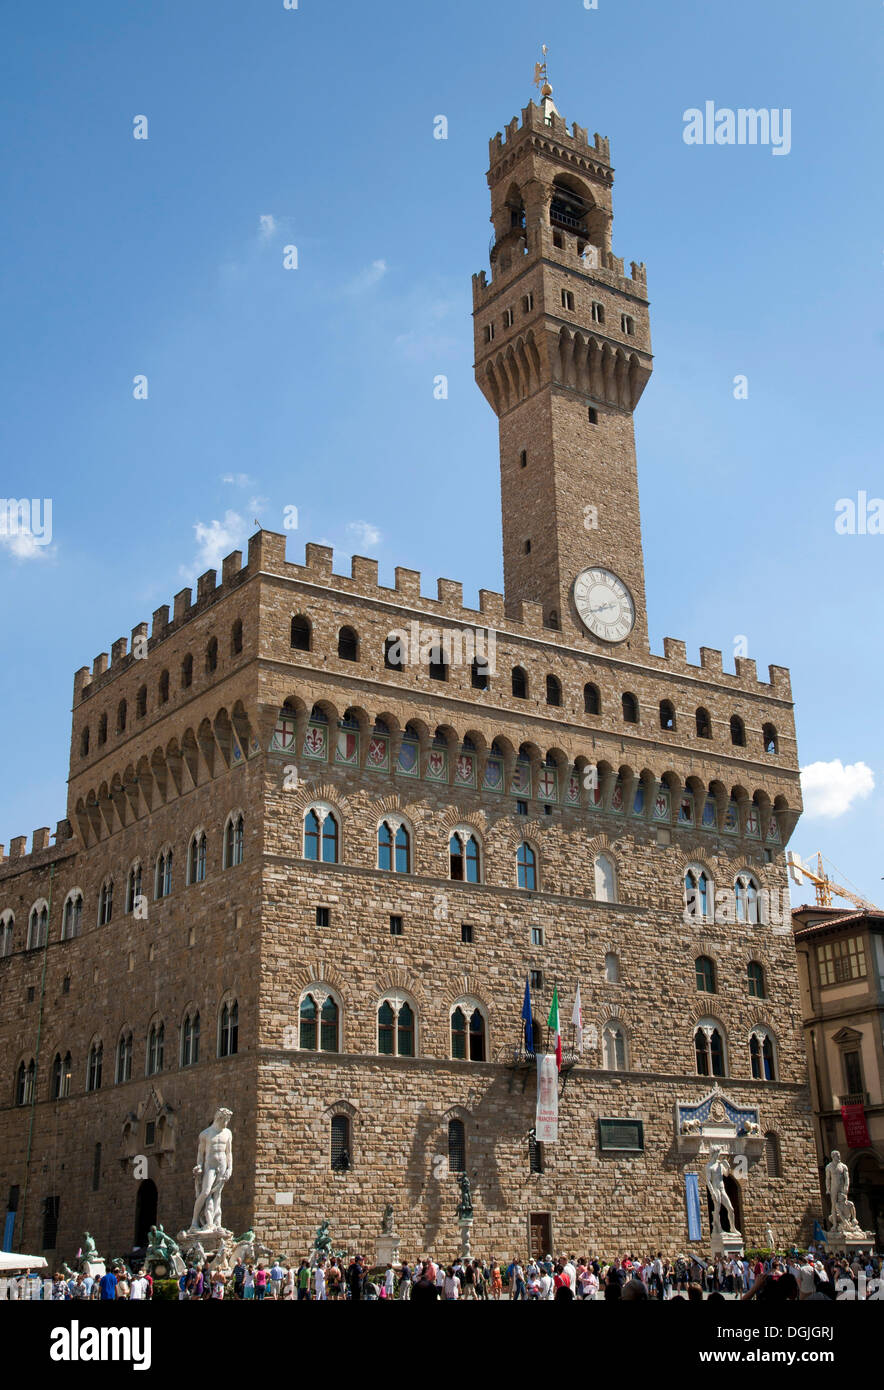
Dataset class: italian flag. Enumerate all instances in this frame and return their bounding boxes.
[547,985,562,1070]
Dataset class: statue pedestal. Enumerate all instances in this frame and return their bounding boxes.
[709,1228,744,1259]
[376,1233,400,1268]
[822,1227,874,1254]
[459,1219,473,1261]
[82,1260,105,1280]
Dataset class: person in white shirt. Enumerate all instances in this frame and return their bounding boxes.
[442,1267,460,1300]
[129,1272,149,1300]
[283,1265,296,1300]
[384,1265,395,1300]
[538,1271,553,1300]
[562,1259,577,1292]
[313,1261,327,1301]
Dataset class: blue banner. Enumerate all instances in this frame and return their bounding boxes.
[685,1173,702,1242]
[813,1220,828,1244]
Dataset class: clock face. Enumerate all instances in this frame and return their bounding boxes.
[573,567,635,642]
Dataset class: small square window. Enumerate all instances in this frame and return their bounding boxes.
[531,926,544,947]
[522,292,534,313]
[390,915,403,937]
[588,407,598,424]
[62,977,70,995]
[516,800,528,816]
[316,906,330,927]
[461,923,473,944]
[26,986,35,1003]
[544,804,553,816]
[530,969,543,991]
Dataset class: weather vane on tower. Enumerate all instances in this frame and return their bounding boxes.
[533,44,553,97]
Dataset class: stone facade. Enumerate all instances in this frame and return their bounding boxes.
[0,90,820,1265]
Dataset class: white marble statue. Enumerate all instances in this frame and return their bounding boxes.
[825,1151,866,1237]
[189,1107,233,1234]
[705,1145,740,1235]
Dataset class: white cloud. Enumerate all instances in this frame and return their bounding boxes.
[344,259,388,295]
[0,530,54,561]
[182,510,249,579]
[221,472,254,488]
[259,214,277,239]
[346,520,382,549]
[800,760,875,819]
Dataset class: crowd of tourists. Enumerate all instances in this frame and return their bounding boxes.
[36,1246,881,1301]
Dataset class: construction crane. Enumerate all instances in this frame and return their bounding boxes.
[786,851,879,912]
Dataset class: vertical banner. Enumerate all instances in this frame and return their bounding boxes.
[536,1054,559,1142]
[685,1172,702,1242]
[840,1104,871,1149]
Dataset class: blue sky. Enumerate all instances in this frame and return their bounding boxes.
[1,0,882,902]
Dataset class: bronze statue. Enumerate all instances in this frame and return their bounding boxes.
[456,1172,473,1221]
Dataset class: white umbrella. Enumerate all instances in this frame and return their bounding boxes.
[0,1252,48,1271]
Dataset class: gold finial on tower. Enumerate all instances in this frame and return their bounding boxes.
[533,44,553,98]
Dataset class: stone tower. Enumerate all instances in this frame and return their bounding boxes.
[473,84,653,651]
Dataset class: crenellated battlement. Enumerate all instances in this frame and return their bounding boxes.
[488,101,610,167]
[0,821,75,877]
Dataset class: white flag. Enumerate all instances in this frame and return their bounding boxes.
[572,984,583,1053]
[536,1054,559,1143]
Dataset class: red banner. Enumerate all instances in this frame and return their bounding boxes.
[841,1103,871,1149]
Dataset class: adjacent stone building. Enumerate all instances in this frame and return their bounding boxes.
[0,84,821,1264]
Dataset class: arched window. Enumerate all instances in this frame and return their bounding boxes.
[231,620,243,656]
[304,807,340,864]
[384,633,404,670]
[98,878,114,927]
[377,820,411,874]
[377,997,415,1057]
[694,1022,726,1078]
[0,912,14,957]
[749,1027,777,1081]
[696,707,712,739]
[205,637,218,674]
[97,712,108,745]
[290,615,311,651]
[181,654,193,689]
[451,1003,487,1061]
[50,1053,62,1100]
[116,1032,133,1084]
[517,842,537,891]
[695,956,716,993]
[583,682,600,715]
[62,893,82,941]
[218,1000,238,1058]
[158,669,170,704]
[117,699,127,734]
[449,831,481,883]
[471,657,489,691]
[126,863,142,914]
[546,675,562,707]
[181,1011,200,1067]
[188,831,208,884]
[87,1041,103,1092]
[337,626,358,661]
[603,1022,628,1071]
[659,699,676,731]
[27,903,48,950]
[80,726,90,757]
[16,1059,36,1106]
[593,854,616,903]
[762,723,778,754]
[52,1051,72,1100]
[147,1023,164,1076]
[448,1118,466,1172]
[747,961,766,998]
[224,813,244,868]
[299,991,339,1052]
[621,692,639,724]
[764,1131,782,1178]
[730,714,746,746]
[735,872,762,924]
[155,849,173,900]
[330,1114,351,1171]
[512,666,528,699]
[684,868,711,920]
[136,685,147,718]
[604,952,620,984]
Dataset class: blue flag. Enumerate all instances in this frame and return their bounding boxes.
[685,1173,702,1242]
[521,977,534,1053]
[813,1220,828,1244]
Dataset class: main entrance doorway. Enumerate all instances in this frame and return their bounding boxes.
[528,1212,552,1260]
[134,1178,157,1249]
